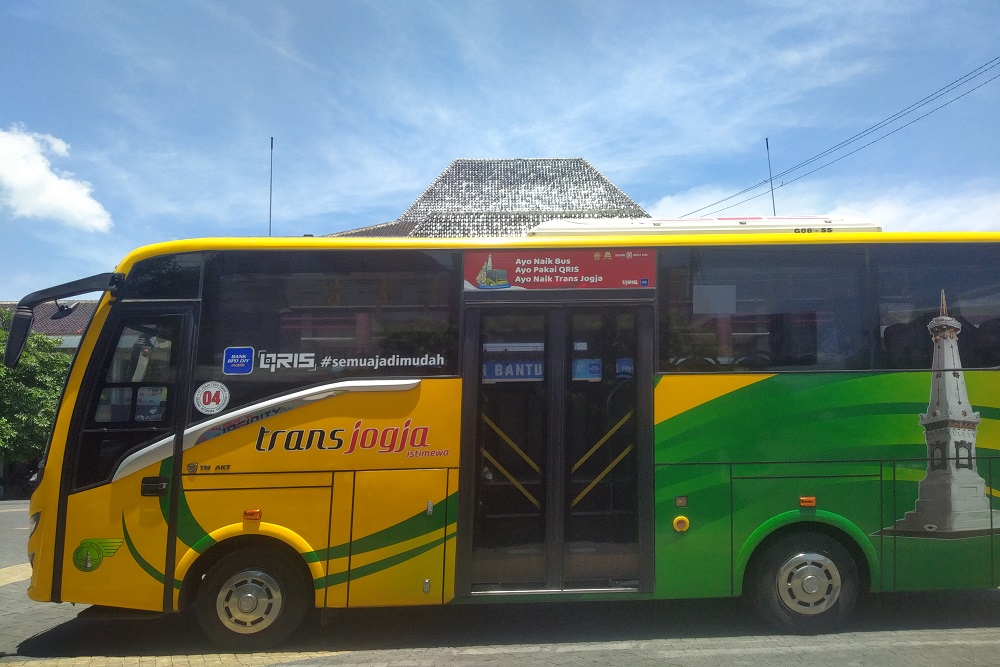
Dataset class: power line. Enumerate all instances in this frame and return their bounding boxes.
[683,57,1000,217]
[769,58,1000,185]
[680,57,1000,218]
[700,70,1000,216]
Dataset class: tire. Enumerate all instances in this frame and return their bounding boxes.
[748,532,859,634]
[195,547,310,650]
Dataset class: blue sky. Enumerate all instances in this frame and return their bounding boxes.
[1,1,998,300]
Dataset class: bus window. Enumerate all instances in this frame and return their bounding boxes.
[874,244,1000,369]
[117,253,203,301]
[191,250,460,423]
[73,318,181,489]
[659,246,869,372]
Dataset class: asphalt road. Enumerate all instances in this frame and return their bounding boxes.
[4,498,1000,666]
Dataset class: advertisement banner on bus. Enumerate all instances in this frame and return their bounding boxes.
[464,249,656,291]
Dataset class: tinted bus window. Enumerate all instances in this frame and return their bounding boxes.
[659,246,869,372]
[191,250,460,422]
[119,253,203,300]
[74,317,182,489]
[874,243,1000,369]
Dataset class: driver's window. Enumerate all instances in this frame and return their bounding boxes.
[104,324,174,383]
[93,325,174,423]
[74,317,182,489]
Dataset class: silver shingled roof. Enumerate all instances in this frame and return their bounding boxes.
[333,158,649,238]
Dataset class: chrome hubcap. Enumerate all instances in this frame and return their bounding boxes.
[216,570,283,633]
[776,551,841,615]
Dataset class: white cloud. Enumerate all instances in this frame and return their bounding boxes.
[647,185,759,219]
[647,180,1000,233]
[0,125,113,232]
[827,188,1000,233]
[394,2,898,173]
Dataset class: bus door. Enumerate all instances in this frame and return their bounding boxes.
[56,306,194,612]
[459,305,653,593]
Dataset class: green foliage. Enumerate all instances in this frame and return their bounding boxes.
[0,310,73,463]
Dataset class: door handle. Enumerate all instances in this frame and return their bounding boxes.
[140,476,169,497]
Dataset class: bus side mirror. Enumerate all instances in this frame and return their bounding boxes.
[3,308,35,369]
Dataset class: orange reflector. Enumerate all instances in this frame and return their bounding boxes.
[243,509,263,521]
[799,496,817,508]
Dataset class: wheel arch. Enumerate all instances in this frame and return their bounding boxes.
[734,510,878,596]
[177,531,318,611]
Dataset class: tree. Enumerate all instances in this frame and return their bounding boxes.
[0,310,73,463]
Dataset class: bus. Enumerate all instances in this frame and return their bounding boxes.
[6,218,1000,648]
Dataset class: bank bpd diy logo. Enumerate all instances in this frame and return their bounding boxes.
[72,538,123,572]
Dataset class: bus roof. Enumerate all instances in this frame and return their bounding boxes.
[111,226,1000,276]
[528,216,881,235]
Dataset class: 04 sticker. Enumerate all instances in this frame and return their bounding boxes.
[194,381,230,415]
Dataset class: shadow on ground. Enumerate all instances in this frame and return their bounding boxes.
[17,589,1000,658]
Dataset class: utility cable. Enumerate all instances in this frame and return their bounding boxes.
[700,70,1000,216]
[681,57,1000,218]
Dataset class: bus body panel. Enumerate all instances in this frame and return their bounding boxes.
[324,471,355,607]
[893,534,993,590]
[176,481,334,606]
[25,297,114,603]
[347,468,450,607]
[653,463,733,598]
[60,460,170,611]
[179,379,461,474]
[26,463,60,602]
[163,379,460,609]
[444,468,459,602]
[653,371,1000,598]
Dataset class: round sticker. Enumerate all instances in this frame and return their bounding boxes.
[194,381,230,415]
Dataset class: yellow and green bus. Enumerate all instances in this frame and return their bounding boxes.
[6,218,1000,647]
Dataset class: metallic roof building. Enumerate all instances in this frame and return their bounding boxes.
[333,158,649,238]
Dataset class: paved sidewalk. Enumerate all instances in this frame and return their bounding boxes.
[0,564,32,587]
[5,497,1000,666]
[0,500,81,659]
[3,593,1000,666]
[2,626,1000,667]
[0,571,81,658]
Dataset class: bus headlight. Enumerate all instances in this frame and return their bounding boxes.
[28,512,40,538]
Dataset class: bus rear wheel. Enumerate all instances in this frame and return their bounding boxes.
[195,547,310,650]
[748,532,859,634]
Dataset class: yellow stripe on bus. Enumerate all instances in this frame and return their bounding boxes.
[571,444,634,509]
[482,414,542,474]
[571,410,633,474]
[480,447,541,509]
[654,374,774,423]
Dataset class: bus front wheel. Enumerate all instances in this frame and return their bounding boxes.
[748,532,859,634]
[195,547,310,649]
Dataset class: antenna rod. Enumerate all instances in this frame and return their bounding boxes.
[268,137,274,237]
[766,137,776,216]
